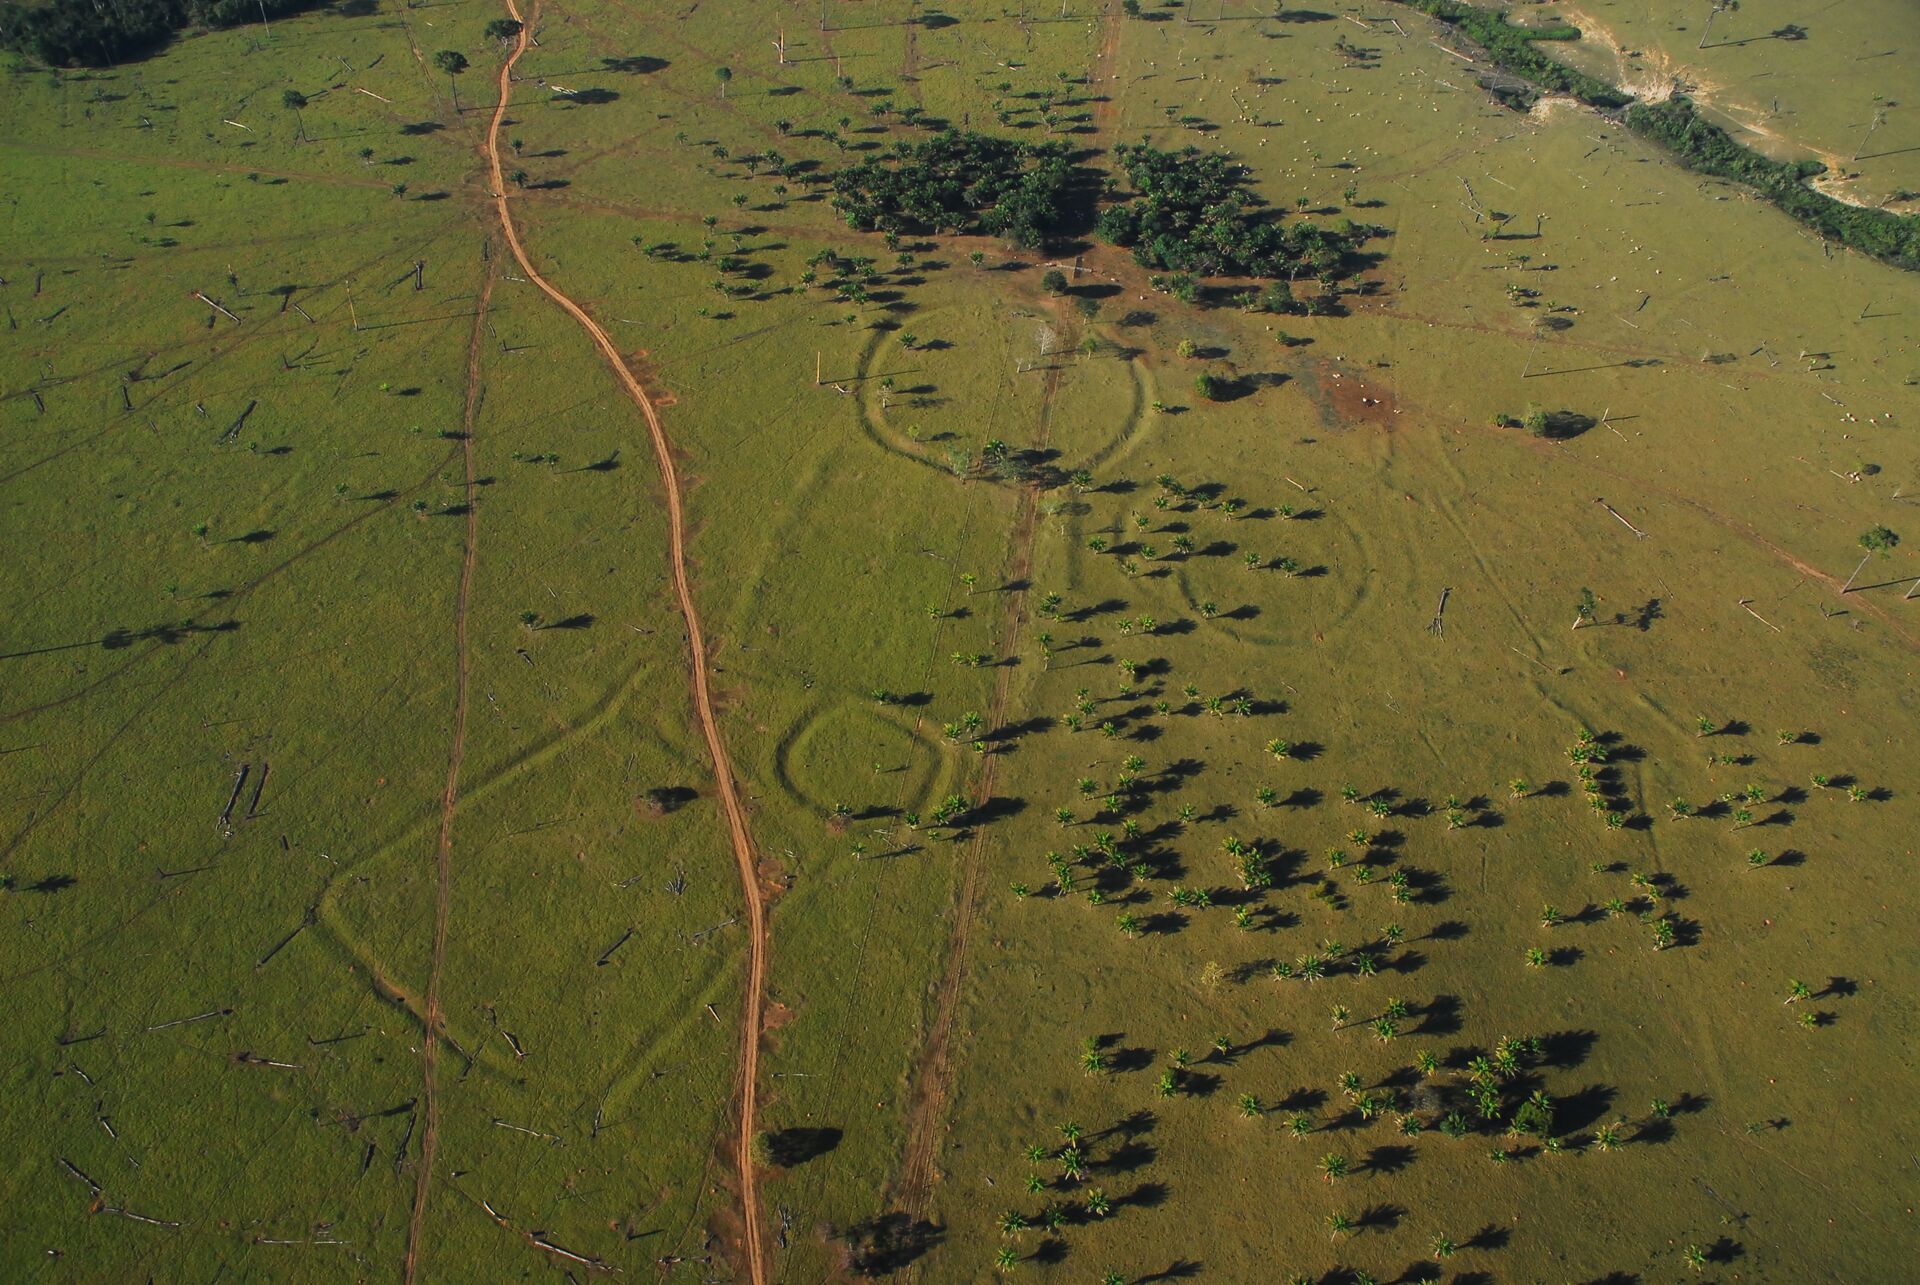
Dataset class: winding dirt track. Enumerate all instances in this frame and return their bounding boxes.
[403,245,494,1285]
[406,5,769,1282]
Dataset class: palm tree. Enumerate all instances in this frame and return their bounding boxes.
[281,89,308,141]
[1572,586,1597,629]
[1318,1153,1349,1182]
[432,50,469,113]
[996,1210,1028,1236]
[994,1247,1017,1271]
[1784,978,1812,1004]
[714,66,733,98]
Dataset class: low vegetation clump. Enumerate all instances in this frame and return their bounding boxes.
[1098,143,1364,283]
[828,130,1073,249]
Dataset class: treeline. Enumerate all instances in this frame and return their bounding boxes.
[1401,0,1920,271]
[828,131,1073,250]
[1627,97,1920,270]
[1097,143,1363,282]
[1397,0,1629,109]
[0,0,324,66]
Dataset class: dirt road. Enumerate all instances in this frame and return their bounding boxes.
[404,6,770,1282]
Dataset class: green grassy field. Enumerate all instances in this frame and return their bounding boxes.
[4,1,1918,1282]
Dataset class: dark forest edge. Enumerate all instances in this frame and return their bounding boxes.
[1396,0,1628,109]
[1396,0,1920,272]
[0,0,336,67]
[1625,98,1920,269]
[828,132,1379,305]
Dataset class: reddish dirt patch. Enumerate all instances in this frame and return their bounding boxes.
[1317,359,1401,428]
[627,349,676,406]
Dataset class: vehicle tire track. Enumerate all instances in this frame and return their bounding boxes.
[402,240,497,1285]
[889,478,1043,1221]
[893,351,1067,1220]
[892,12,1126,1225]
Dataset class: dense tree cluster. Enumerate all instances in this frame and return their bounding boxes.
[0,0,324,65]
[827,130,1073,249]
[1397,0,1629,109]
[1628,97,1920,270]
[1096,143,1361,283]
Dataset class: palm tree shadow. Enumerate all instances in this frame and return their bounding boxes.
[1118,1180,1168,1211]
